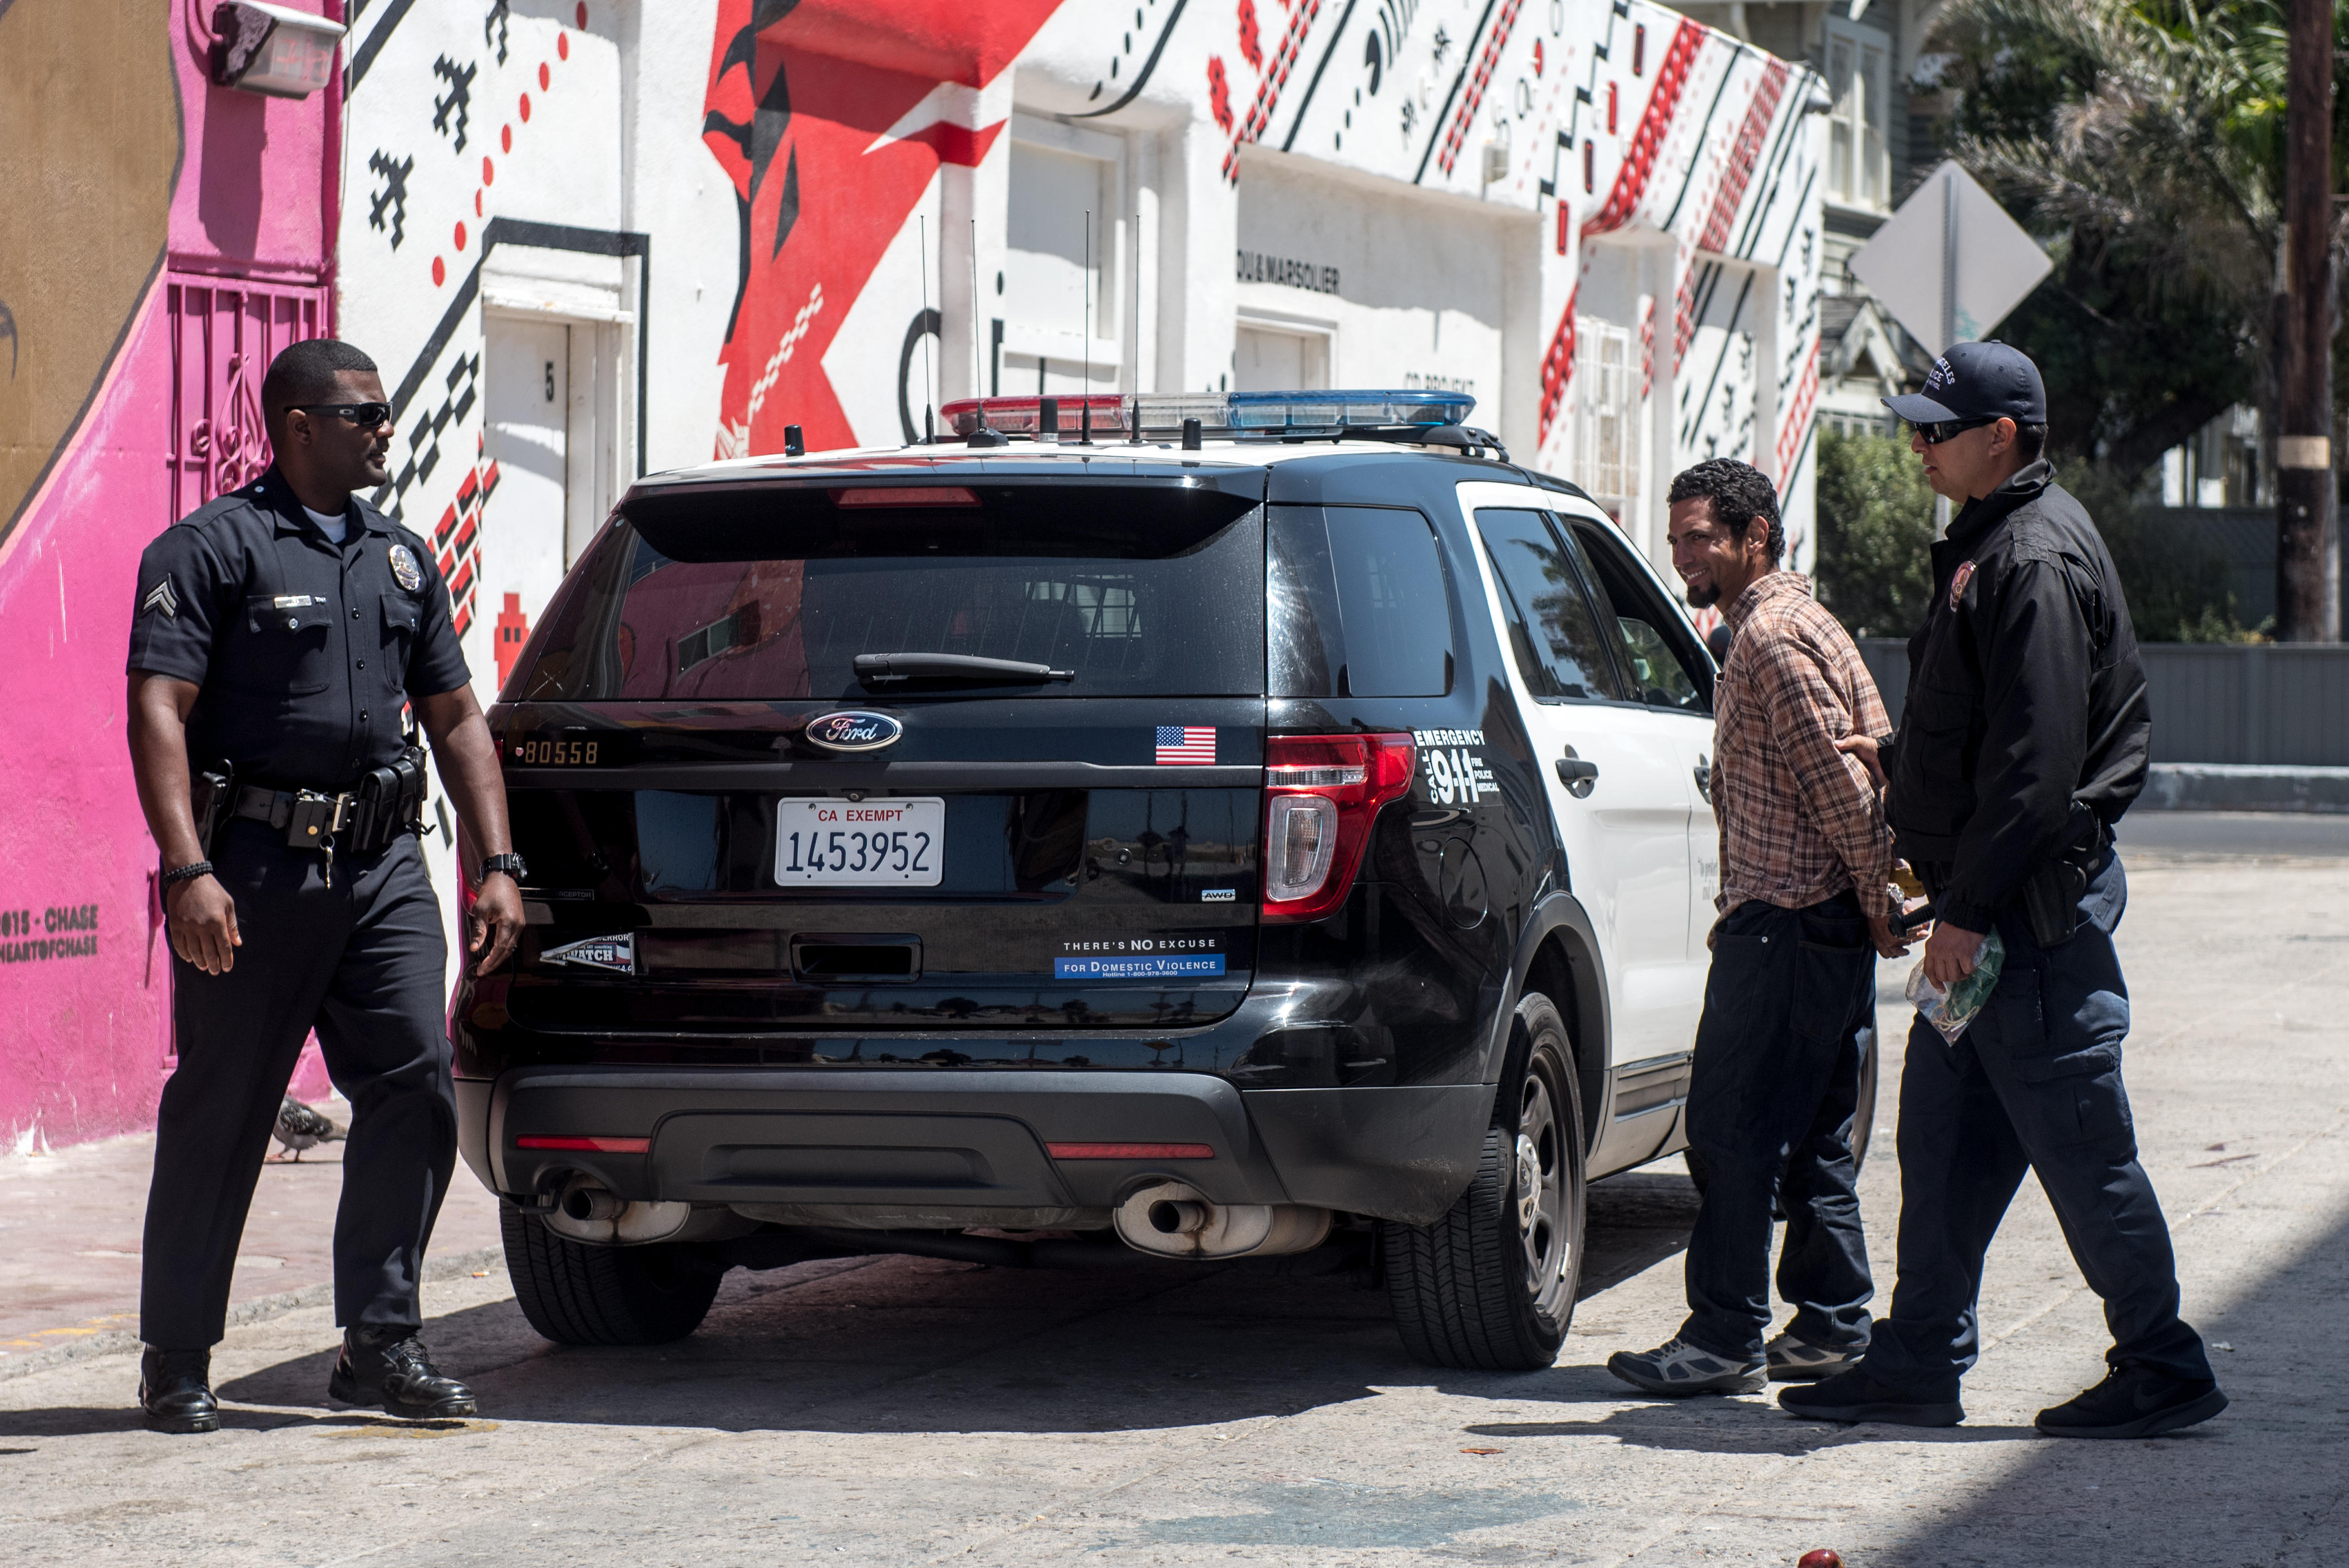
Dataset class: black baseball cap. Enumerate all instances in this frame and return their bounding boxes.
[1883,341,2046,425]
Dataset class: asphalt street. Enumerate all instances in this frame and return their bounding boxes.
[2,816,2343,1566]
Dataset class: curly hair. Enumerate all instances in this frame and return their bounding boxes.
[1666,458,1784,562]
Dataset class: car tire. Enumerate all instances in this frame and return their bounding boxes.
[1685,1024,1880,1198]
[499,1200,722,1346]
[1382,993,1587,1371]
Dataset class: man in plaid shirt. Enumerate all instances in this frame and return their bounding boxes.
[1610,458,1910,1398]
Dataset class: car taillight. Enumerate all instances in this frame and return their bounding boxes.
[1262,733,1416,923]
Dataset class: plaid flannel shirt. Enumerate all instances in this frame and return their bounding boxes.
[1710,571,1897,933]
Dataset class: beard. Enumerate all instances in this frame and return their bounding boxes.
[1683,580,1721,609]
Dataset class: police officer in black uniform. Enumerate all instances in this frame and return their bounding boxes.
[1781,341,2225,1439]
[126,338,525,1433]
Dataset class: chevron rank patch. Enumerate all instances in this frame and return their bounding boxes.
[142,575,179,619]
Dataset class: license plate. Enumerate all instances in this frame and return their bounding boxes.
[774,797,944,886]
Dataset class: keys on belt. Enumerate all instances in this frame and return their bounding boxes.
[231,785,357,886]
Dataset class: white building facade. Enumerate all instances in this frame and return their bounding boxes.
[341,0,1827,679]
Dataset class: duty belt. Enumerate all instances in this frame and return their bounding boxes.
[232,766,423,886]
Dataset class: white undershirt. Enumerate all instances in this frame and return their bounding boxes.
[302,504,350,545]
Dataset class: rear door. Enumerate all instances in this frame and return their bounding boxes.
[1562,516,1723,964]
[490,469,1270,1059]
[1456,487,1700,1071]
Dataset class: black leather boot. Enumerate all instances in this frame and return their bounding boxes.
[139,1347,220,1434]
[327,1326,479,1418]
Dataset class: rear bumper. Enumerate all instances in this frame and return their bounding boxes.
[457,1067,1490,1227]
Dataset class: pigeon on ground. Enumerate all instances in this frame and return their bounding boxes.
[272,1096,345,1161]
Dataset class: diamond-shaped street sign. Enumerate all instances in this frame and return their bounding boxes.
[1850,160,2053,356]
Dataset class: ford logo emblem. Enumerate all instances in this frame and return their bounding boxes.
[804,710,903,753]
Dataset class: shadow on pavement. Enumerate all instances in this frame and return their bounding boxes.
[1876,1201,2349,1564]
[6,1160,1706,1441]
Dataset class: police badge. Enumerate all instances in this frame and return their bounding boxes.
[388,544,424,591]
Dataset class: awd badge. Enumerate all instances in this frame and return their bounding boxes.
[388,544,425,591]
[541,932,635,974]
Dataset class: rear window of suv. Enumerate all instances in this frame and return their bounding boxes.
[509,480,1265,701]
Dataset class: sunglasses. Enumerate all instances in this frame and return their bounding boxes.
[1912,416,2000,446]
[293,402,393,427]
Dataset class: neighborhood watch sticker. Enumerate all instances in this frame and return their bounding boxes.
[1054,934,1225,982]
[541,932,636,974]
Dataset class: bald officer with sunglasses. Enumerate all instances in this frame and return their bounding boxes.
[1784,341,2224,1441]
[125,338,525,1433]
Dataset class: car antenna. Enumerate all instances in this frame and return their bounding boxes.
[1124,209,1141,443]
[1079,210,1094,446]
[918,214,935,442]
[966,220,1004,447]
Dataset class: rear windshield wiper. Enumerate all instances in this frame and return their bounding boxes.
[853,653,1076,686]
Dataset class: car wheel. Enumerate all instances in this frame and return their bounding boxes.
[1382,993,1587,1370]
[1686,1024,1880,1197]
[500,1200,722,1346]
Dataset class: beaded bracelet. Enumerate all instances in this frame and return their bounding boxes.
[160,860,215,887]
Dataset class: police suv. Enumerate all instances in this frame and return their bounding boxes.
[455,389,1763,1371]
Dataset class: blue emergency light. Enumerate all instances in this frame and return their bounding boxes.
[938,389,1478,442]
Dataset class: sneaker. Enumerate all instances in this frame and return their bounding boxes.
[1766,1332,1864,1383]
[327,1327,479,1419]
[1778,1367,1964,1427]
[1607,1337,1767,1397]
[2035,1364,2226,1439]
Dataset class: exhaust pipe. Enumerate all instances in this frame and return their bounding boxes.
[562,1183,626,1222]
[1114,1181,1331,1260]
[543,1173,693,1244]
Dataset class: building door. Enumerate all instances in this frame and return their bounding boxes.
[482,316,571,694]
[1234,323,1331,391]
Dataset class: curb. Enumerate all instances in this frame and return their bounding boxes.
[2138,763,2349,813]
[0,1245,508,1383]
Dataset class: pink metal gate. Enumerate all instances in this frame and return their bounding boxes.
[166,275,330,521]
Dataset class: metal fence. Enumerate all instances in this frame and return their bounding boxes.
[1854,639,2349,766]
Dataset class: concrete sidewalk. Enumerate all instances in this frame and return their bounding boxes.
[0,1096,503,1374]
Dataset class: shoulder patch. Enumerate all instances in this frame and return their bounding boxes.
[1949,560,1977,610]
[388,544,424,591]
[141,575,179,619]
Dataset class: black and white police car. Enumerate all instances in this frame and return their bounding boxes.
[453,388,1844,1370]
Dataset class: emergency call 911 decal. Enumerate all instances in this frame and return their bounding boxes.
[1053,933,1227,982]
[1415,729,1500,806]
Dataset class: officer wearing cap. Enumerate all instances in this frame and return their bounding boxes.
[125,338,525,1433]
[1781,341,2226,1438]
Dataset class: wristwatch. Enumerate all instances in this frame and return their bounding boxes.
[479,852,528,884]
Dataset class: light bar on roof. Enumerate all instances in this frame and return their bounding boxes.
[938,389,1476,442]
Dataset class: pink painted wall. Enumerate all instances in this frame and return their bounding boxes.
[0,4,341,1150]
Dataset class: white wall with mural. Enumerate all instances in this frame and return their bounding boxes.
[333,0,1822,982]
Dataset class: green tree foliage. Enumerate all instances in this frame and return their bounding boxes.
[1929,0,2349,481]
[1816,430,2250,642]
[2060,464,2257,641]
[1816,428,1936,640]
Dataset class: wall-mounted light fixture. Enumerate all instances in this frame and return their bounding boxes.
[210,2,347,98]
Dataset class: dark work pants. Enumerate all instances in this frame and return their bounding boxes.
[1678,891,1878,1362]
[1862,850,2212,1400]
[141,820,456,1350]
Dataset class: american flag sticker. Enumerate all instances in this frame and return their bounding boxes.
[1154,725,1217,765]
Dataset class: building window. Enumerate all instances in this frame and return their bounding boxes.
[1824,19,1889,211]
[1570,315,1641,515]
[1005,115,1125,387]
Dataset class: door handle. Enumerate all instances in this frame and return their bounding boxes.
[1693,753,1712,804]
[1555,756,1599,797]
